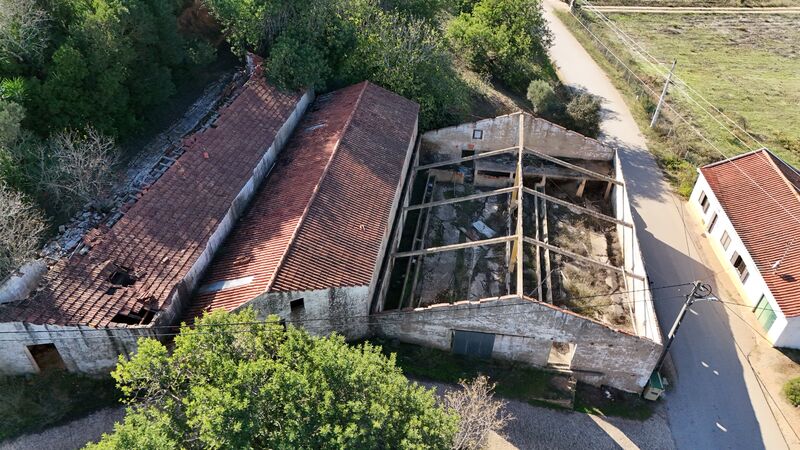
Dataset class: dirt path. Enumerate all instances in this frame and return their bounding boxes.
[586,5,800,12]
[0,407,123,450]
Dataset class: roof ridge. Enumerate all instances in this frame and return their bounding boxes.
[700,147,767,170]
[264,82,370,294]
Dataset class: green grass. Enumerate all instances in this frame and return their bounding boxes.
[374,339,654,419]
[556,10,800,195]
[0,371,121,441]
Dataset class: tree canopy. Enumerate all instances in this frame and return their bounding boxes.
[87,309,458,449]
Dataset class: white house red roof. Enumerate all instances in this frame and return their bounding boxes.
[701,149,800,317]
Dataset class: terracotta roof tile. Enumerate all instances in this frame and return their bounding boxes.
[0,72,303,327]
[184,82,418,322]
[700,149,800,317]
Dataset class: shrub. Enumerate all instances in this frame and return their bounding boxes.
[566,91,602,137]
[0,181,46,281]
[445,375,513,450]
[783,377,800,407]
[0,99,24,148]
[526,79,560,118]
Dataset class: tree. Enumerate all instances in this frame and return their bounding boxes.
[566,91,602,138]
[0,0,50,70]
[87,309,458,449]
[446,0,551,89]
[40,127,118,213]
[0,182,46,281]
[526,79,559,118]
[444,376,512,450]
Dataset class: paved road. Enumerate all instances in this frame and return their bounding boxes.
[586,5,800,13]
[542,1,792,448]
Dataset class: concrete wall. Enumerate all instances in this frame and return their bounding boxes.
[420,112,614,163]
[613,152,661,343]
[373,296,662,393]
[0,322,153,375]
[244,286,371,340]
[690,173,797,348]
[154,89,314,329]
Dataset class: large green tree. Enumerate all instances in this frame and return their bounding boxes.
[87,309,458,449]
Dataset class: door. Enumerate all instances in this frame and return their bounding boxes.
[452,330,495,359]
[753,295,777,332]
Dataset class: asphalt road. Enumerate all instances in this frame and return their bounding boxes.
[542,1,791,448]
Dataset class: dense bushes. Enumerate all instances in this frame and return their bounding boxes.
[204,0,468,129]
[447,0,551,92]
[0,182,45,281]
[527,80,603,137]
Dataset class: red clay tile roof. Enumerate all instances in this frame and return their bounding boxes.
[700,149,800,317]
[185,82,419,321]
[0,73,303,327]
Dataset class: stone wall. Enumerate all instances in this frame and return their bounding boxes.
[244,286,371,340]
[420,112,614,163]
[0,322,153,375]
[372,296,662,393]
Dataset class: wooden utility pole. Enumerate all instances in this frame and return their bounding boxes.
[650,60,677,128]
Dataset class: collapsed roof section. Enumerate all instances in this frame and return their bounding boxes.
[376,112,660,341]
[184,82,420,323]
[0,68,307,328]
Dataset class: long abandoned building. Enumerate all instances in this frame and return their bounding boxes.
[0,68,661,392]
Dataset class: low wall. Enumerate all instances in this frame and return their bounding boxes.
[373,296,662,393]
[613,151,661,343]
[0,322,153,375]
[244,286,371,340]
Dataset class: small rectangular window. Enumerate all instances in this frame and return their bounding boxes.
[27,343,66,371]
[731,253,749,283]
[707,213,718,232]
[472,129,483,140]
[720,231,732,250]
[290,298,305,313]
[698,192,710,214]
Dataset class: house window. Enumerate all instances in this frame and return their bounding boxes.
[731,253,749,283]
[290,298,305,313]
[720,231,732,250]
[707,213,718,232]
[472,129,483,140]
[699,192,710,214]
[753,295,777,332]
[27,343,66,371]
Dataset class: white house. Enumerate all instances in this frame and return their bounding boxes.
[690,148,800,348]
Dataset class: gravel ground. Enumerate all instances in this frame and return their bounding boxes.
[419,380,676,450]
[0,407,124,450]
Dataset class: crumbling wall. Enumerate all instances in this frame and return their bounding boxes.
[154,90,314,329]
[613,152,661,343]
[0,322,152,375]
[244,286,370,340]
[372,296,662,393]
[420,112,613,163]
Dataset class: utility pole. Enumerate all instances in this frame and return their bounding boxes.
[650,59,677,128]
[654,280,715,372]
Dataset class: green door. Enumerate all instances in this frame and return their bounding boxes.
[754,295,777,332]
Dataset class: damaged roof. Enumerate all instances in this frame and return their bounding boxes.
[0,71,303,327]
[700,149,800,317]
[184,81,419,322]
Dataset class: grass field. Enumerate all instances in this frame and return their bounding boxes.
[559,10,800,194]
